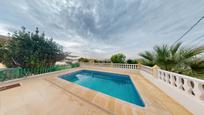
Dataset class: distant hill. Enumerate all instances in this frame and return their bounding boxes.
[0,35,9,40]
[0,35,9,44]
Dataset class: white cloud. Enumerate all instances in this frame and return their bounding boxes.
[0,23,12,35]
[0,0,204,59]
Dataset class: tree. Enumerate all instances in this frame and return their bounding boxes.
[111,53,126,63]
[93,59,100,63]
[1,27,66,68]
[78,57,89,62]
[0,35,8,62]
[102,59,111,63]
[0,44,4,62]
[127,59,137,64]
[140,42,204,78]
[0,42,4,62]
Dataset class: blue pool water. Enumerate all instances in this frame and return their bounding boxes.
[61,70,145,107]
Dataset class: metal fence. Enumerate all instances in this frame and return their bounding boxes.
[0,63,80,82]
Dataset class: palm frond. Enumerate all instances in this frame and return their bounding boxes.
[170,42,182,55]
[189,58,204,74]
[139,42,204,79]
[139,51,155,62]
[181,45,204,59]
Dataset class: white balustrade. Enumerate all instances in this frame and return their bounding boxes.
[157,69,204,102]
[112,63,137,69]
[140,65,152,74]
[81,63,137,70]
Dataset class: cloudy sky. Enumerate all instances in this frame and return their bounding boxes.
[0,0,204,59]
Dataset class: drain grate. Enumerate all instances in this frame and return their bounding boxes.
[0,83,21,91]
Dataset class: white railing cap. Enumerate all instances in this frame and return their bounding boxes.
[158,69,204,83]
[141,65,152,69]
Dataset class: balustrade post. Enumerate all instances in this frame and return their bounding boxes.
[137,63,142,69]
[194,82,204,101]
[111,63,113,68]
[152,65,160,78]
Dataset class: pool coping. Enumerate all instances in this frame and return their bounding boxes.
[46,68,146,115]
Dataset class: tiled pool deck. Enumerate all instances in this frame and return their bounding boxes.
[0,67,192,115]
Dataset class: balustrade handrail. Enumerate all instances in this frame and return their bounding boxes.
[157,68,204,103]
[140,65,153,74]
[80,62,138,69]
[80,62,137,65]
[140,65,152,69]
[158,69,204,83]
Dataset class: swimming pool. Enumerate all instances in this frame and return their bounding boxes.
[61,70,145,107]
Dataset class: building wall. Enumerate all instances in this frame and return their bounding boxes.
[0,63,6,68]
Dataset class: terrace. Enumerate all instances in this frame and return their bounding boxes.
[1,1,204,115]
[1,63,203,115]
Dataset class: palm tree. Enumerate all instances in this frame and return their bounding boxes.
[140,42,204,78]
